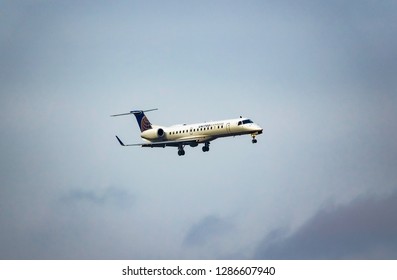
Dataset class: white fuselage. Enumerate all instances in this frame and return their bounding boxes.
[141,117,263,144]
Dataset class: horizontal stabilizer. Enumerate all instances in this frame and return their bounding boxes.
[110,108,158,117]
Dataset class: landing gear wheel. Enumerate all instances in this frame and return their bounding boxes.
[252,138,258,144]
[178,147,185,156]
[202,142,210,152]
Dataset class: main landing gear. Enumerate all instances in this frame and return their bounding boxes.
[178,142,210,156]
[178,145,185,156]
[202,142,210,152]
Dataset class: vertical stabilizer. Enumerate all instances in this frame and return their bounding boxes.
[131,111,153,132]
[110,108,158,132]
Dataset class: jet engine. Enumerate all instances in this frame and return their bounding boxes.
[141,127,166,141]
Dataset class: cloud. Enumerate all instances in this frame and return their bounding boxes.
[60,187,135,209]
[182,215,241,259]
[1,0,397,260]
[183,215,233,247]
[254,192,397,259]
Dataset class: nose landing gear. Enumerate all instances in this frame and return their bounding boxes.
[251,135,258,144]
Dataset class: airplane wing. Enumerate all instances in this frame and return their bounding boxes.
[115,136,208,148]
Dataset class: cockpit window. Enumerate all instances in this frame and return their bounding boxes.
[242,119,253,125]
[238,121,242,126]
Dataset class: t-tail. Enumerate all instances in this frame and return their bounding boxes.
[110,108,158,132]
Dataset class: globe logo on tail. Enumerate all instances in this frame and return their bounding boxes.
[141,116,152,131]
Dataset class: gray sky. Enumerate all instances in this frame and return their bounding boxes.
[1,0,397,259]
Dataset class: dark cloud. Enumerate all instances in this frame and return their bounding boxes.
[255,192,397,259]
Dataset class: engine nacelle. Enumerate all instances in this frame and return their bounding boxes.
[141,127,166,141]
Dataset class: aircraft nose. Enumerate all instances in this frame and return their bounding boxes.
[253,124,263,134]
[250,125,263,134]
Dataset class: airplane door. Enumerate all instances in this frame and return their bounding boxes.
[190,127,193,135]
[226,123,231,133]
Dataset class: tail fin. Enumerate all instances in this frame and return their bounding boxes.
[111,108,157,132]
[131,110,153,132]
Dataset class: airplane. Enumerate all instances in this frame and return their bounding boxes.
[111,108,263,156]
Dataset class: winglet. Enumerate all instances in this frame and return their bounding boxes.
[115,135,125,146]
